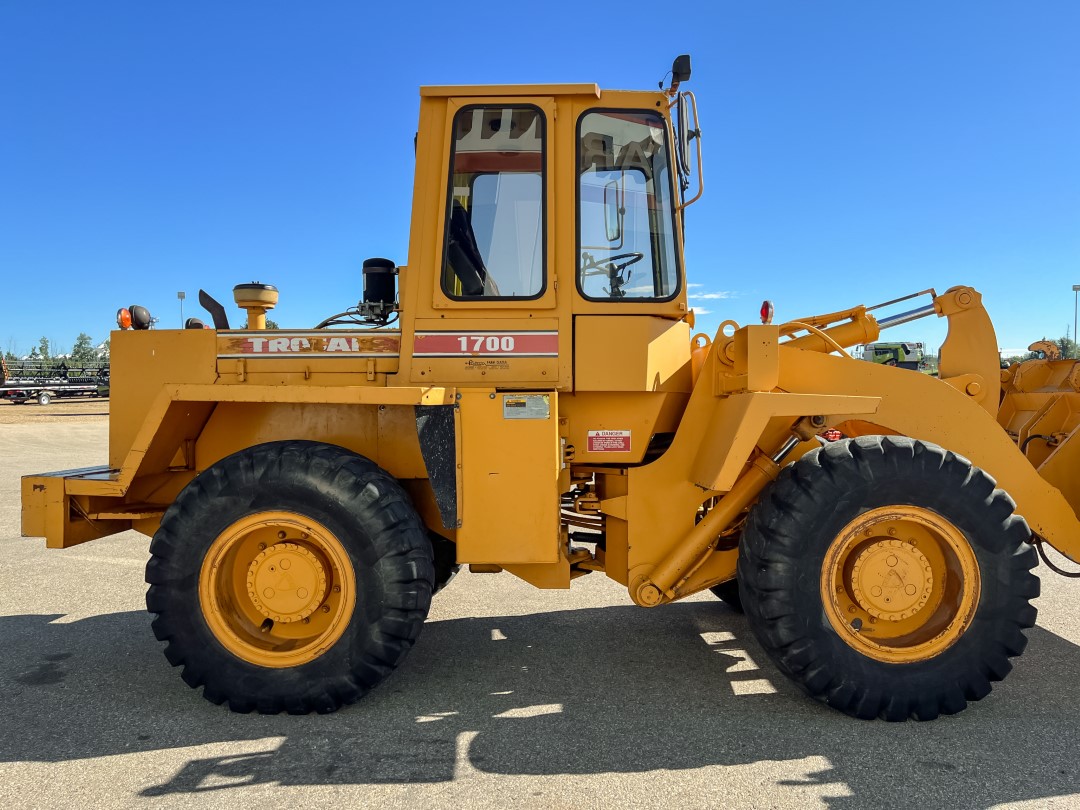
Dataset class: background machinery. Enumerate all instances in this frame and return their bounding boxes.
[1,357,109,405]
[858,340,927,370]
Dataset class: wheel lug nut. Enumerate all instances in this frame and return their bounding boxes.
[322,605,330,613]
[278,531,287,539]
[333,585,341,593]
[258,542,266,550]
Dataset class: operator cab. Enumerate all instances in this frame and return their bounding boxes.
[403,56,703,410]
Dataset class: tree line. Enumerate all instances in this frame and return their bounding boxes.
[4,333,109,366]
[4,319,284,367]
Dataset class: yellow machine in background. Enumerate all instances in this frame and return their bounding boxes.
[22,57,1080,721]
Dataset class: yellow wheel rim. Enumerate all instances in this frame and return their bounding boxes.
[199,510,356,668]
[821,506,980,664]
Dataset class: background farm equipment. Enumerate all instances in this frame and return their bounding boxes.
[1,357,109,405]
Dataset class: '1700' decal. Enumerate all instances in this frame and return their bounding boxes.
[413,331,558,358]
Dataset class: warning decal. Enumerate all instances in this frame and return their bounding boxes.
[587,430,631,453]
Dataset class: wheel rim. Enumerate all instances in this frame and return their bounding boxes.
[820,506,980,664]
[199,510,356,668]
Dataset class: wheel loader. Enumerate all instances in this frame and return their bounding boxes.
[21,56,1080,721]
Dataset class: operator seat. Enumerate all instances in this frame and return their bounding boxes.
[446,200,489,297]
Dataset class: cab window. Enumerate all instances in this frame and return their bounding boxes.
[577,110,680,300]
[441,106,546,300]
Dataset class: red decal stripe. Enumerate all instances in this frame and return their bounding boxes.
[414,332,558,357]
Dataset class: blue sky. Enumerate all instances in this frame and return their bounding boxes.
[2,1,1078,358]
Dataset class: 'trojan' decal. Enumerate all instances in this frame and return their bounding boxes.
[218,331,401,358]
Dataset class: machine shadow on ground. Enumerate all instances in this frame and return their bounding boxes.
[1,600,1077,808]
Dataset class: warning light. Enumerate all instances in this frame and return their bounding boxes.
[129,305,152,330]
[117,305,153,330]
[760,300,774,325]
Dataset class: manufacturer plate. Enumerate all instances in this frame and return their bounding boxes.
[503,394,550,420]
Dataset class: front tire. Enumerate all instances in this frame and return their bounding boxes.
[429,530,461,594]
[738,436,1039,721]
[709,579,743,613]
[146,440,435,713]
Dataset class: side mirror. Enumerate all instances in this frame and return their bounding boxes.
[672,54,691,85]
[667,54,692,95]
[676,93,691,177]
[674,91,703,206]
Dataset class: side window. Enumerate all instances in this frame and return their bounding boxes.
[441,106,546,300]
[578,110,680,300]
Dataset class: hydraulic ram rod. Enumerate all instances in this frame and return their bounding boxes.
[877,303,938,330]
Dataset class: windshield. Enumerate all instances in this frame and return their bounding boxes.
[577,110,680,301]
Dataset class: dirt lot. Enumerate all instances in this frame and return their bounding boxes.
[0,398,109,424]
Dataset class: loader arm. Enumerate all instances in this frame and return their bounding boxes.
[614,284,1080,609]
[783,348,1080,561]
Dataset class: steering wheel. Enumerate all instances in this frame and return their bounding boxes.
[581,251,645,276]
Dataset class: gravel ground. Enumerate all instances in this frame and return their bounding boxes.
[0,397,109,424]
[2,419,1080,809]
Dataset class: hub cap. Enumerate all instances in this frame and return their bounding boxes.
[849,539,934,621]
[246,542,329,624]
[199,511,356,668]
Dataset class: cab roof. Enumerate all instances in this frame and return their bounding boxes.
[420,83,602,98]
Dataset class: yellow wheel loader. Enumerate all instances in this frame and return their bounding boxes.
[22,56,1080,720]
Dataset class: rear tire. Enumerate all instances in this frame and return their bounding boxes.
[146,440,435,713]
[738,435,1039,720]
[37,391,52,405]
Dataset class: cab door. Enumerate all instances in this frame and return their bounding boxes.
[409,97,565,389]
[409,95,565,566]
